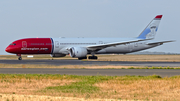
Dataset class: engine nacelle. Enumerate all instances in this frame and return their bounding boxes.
[70,47,87,58]
[50,54,66,57]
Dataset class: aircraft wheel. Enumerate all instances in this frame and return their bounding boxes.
[78,56,87,60]
[18,57,22,60]
[88,56,98,59]
[88,56,92,59]
[94,56,98,59]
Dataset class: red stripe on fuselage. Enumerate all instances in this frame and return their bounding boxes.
[6,38,52,54]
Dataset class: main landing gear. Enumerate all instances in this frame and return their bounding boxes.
[78,56,98,60]
[78,56,87,60]
[88,56,98,59]
[88,52,98,60]
[17,54,22,60]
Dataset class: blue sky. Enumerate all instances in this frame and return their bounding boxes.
[0,0,179,54]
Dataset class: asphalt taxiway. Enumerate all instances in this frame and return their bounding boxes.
[0,68,180,77]
[0,60,180,67]
[1,60,180,77]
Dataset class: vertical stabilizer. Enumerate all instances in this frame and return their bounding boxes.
[137,15,162,39]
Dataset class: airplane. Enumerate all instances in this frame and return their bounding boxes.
[5,15,174,60]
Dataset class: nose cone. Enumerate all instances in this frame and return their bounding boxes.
[5,46,11,53]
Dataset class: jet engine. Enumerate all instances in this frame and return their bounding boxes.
[69,47,87,58]
[50,54,66,57]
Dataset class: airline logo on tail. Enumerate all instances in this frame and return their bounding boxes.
[138,15,162,39]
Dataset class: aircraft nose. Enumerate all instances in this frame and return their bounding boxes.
[5,46,11,53]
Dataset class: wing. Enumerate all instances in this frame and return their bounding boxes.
[86,38,147,51]
[147,40,175,45]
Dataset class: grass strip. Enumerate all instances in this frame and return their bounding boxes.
[1,74,180,100]
[42,75,162,96]
[45,75,114,94]
[0,74,162,94]
[1,63,180,69]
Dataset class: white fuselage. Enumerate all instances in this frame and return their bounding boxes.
[52,37,160,55]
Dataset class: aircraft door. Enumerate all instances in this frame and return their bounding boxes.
[55,41,59,48]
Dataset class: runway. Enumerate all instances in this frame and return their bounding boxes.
[0,60,180,77]
[0,68,180,77]
[0,60,180,67]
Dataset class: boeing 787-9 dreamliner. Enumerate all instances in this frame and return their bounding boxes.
[5,15,174,60]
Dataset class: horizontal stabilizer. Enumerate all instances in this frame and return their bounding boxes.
[147,40,175,45]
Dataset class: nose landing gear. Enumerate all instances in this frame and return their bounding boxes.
[18,57,22,60]
[17,54,22,60]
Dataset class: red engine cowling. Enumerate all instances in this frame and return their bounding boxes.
[69,47,87,58]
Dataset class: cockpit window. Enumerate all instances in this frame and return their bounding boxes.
[9,43,16,46]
